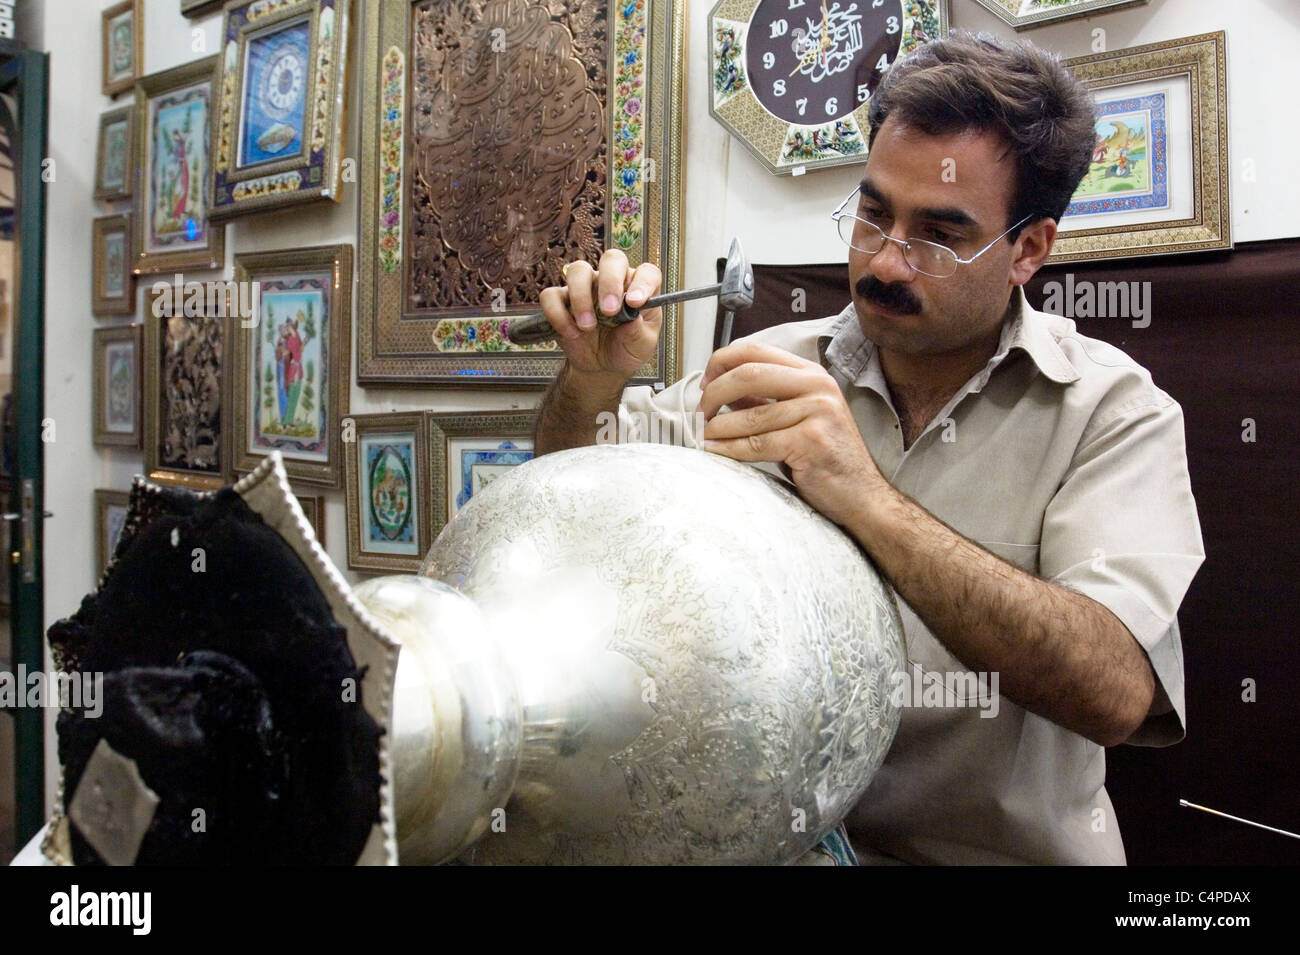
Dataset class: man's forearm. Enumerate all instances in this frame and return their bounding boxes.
[844,484,1155,747]
[534,364,627,456]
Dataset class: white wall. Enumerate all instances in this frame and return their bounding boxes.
[34,0,1300,814]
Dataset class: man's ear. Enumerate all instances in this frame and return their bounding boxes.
[1009,217,1057,286]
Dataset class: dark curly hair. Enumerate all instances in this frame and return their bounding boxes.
[867,31,1097,240]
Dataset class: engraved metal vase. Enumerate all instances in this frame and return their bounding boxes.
[355,443,906,865]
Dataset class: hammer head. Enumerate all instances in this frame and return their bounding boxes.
[718,237,755,312]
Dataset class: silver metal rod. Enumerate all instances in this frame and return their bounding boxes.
[1179,799,1300,839]
[642,282,723,309]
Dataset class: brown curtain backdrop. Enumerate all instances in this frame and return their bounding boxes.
[715,238,1300,865]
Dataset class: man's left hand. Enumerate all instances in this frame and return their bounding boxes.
[698,341,885,527]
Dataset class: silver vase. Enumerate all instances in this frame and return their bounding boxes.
[356,443,906,865]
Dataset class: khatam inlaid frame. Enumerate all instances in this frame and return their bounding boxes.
[133,56,227,274]
[1051,32,1230,264]
[210,0,352,220]
[232,244,353,487]
[356,0,685,387]
[344,411,432,573]
[973,0,1149,31]
[426,410,535,539]
[143,286,235,490]
[708,0,948,175]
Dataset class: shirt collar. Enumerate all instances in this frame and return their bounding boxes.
[818,287,1080,391]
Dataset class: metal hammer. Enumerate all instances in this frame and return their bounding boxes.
[506,237,755,346]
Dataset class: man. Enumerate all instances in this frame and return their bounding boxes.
[533,32,1203,864]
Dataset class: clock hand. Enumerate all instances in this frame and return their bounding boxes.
[789,48,818,77]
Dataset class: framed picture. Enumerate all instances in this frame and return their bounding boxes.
[134,56,226,274]
[92,324,142,448]
[142,286,233,489]
[210,0,351,220]
[94,489,132,577]
[344,412,431,573]
[1051,32,1230,263]
[426,411,535,539]
[232,244,352,487]
[973,0,1149,30]
[92,214,134,315]
[356,0,685,387]
[295,493,325,547]
[94,105,136,201]
[102,0,143,97]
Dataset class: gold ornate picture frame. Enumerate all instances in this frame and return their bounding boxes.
[426,410,535,539]
[1052,32,1230,264]
[344,411,432,573]
[92,214,135,316]
[134,56,226,275]
[357,0,685,387]
[102,0,143,98]
[973,0,1149,30]
[232,244,353,488]
[210,0,352,220]
[142,285,234,490]
[92,324,142,448]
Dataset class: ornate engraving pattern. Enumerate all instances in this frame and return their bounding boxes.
[378,46,405,274]
[159,314,224,474]
[405,0,607,311]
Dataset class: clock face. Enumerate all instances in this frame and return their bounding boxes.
[264,49,306,117]
[745,0,903,126]
[708,0,946,175]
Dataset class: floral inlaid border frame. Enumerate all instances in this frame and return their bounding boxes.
[356,0,685,388]
[209,0,352,220]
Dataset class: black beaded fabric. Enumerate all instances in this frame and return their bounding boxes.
[48,485,382,865]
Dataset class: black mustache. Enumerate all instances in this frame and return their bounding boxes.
[856,276,921,315]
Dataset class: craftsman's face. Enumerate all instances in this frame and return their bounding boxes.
[848,119,1033,358]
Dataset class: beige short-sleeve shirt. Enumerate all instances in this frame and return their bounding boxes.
[620,289,1204,864]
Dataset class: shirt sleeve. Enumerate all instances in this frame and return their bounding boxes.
[617,371,707,448]
[1038,388,1205,747]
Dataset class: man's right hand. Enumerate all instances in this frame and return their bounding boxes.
[538,248,663,383]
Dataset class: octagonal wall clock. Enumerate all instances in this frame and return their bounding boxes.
[709,0,948,175]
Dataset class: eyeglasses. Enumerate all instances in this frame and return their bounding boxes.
[830,188,1032,278]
